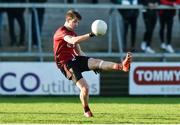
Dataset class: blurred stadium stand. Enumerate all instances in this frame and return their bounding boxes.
[0,0,179,96]
[0,0,179,60]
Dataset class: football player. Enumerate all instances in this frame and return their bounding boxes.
[53,9,132,117]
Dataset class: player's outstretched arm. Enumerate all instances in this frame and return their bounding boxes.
[64,33,94,44]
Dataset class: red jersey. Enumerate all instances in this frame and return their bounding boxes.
[53,26,78,67]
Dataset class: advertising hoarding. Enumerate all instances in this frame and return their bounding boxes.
[129,62,180,95]
[0,62,100,95]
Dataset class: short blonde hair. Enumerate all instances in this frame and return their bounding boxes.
[66,9,82,20]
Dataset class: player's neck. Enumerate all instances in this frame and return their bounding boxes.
[64,23,73,31]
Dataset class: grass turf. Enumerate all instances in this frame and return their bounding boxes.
[0,96,180,124]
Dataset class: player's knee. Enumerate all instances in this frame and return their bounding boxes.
[88,58,103,69]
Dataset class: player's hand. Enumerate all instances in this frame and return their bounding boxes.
[89,32,96,37]
[122,52,132,72]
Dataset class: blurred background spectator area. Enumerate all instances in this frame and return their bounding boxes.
[0,0,179,61]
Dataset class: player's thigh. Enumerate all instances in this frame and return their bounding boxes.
[88,58,103,70]
[76,78,89,91]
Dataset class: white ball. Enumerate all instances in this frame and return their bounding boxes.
[91,20,107,36]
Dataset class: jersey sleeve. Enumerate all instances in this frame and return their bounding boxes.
[54,28,67,41]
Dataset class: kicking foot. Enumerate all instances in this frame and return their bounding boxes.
[122,52,132,72]
[84,111,93,118]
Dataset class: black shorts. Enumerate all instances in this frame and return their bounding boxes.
[61,56,90,82]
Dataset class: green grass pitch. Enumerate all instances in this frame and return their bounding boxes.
[0,96,180,124]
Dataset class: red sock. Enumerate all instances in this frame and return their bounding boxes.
[84,106,90,112]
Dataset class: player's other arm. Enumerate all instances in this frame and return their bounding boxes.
[76,44,86,56]
[64,33,93,45]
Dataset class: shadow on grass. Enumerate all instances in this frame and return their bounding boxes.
[1,111,180,124]
[0,96,180,104]
[0,111,80,115]
[0,112,95,124]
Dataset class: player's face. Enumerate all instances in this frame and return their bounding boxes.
[69,17,79,30]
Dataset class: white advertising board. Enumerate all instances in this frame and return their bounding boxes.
[129,62,180,95]
[0,62,100,95]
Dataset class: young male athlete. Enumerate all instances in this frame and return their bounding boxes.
[53,9,132,118]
